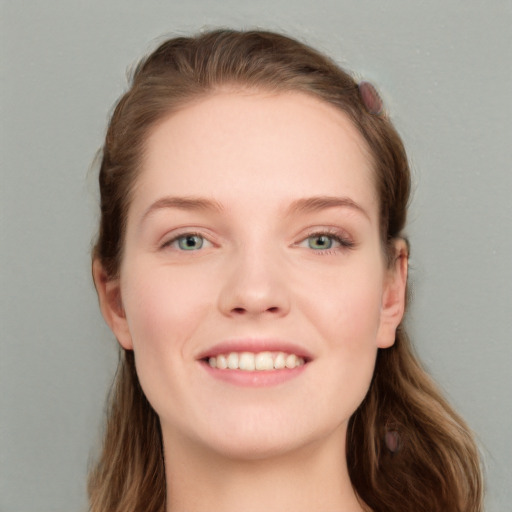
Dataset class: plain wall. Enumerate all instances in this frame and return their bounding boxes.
[1,1,511,510]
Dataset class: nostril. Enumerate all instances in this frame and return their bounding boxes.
[230,306,281,315]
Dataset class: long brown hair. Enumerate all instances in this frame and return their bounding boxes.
[89,29,483,512]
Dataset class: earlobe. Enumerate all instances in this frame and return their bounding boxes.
[92,260,134,350]
[376,241,408,349]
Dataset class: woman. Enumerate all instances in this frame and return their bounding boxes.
[89,29,483,512]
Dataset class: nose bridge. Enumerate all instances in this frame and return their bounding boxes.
[218,233,290,317]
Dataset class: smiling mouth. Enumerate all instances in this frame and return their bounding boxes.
[205,351,306,371]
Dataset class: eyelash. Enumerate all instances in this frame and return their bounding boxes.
[298,229,355,254]
[160,229,355,254]
[161,232,212,251]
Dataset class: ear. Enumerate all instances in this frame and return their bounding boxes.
[92,259,133,350]
[376,240,408,349]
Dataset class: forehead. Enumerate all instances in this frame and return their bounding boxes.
[133,90,377,218]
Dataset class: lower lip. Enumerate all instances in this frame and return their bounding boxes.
[200,361,308,387]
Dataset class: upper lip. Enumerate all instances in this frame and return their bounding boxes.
[196,339,314,361]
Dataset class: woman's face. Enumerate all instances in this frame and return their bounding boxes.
[99,91,406,460]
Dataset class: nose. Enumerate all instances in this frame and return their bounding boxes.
[217,248,291,318]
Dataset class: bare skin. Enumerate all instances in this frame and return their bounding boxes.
[95,90,407,512]
[164,426,364,512]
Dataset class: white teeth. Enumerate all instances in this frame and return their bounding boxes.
[239,352,255,371]
[285,354,298,369]
[273,352,286,369]
[207,351,305,371]
[255,351,274,370]
[217,354,228,370]
[227,352,239,369]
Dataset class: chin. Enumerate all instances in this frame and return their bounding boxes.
[169,407,349,463]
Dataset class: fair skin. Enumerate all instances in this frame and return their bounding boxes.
[95,90,408,512]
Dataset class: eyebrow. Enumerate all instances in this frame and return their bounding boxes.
[140,194,370,226]
[286,196,371,220]
[140,196,224,225]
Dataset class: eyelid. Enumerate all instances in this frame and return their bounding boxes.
[160,229,216,250]
[157,226,354,252]
[296,227,356,250]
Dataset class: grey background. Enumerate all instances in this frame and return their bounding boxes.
[1,1,511,511]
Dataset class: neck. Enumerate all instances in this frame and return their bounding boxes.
[163,428,365,512]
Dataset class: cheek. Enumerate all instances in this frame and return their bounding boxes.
[308,262,384,346]
[119,263,218,419]
[120,262,214,362]
[303,266,383,406]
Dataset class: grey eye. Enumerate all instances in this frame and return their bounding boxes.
[177,235,204,250]
[307,235,334,250]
